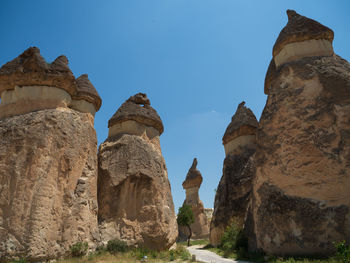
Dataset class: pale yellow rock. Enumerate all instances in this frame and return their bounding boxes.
[274,39,333,67]
[70,99,96,116]
[108,120,161,152]
[224,134,256,156]
[0,86,71,119]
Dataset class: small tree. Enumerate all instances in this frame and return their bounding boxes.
[177,204,194,246]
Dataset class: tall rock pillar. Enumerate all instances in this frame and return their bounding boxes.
[98,93,178,250]
[179,158,209,240]
[210,102,258,246]
[0,47,102,261]
[252,10,350,256]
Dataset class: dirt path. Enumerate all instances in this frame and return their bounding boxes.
[186,245,251,263]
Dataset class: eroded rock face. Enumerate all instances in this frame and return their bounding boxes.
[0,109,99,261]
[251,10,350,256]
[0,47,101,261]
[0,47,102,120]
[178,159,209,240]
[98,94,177,250]
[210,102,258,246]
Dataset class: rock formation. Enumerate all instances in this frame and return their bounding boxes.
[210,102,258,246]
[0,47,101,261]
[250,10,350,256]
[178,158,209,240]
[98,93,177,250]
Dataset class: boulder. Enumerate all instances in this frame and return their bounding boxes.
[178,158,209,240]
[210,102,258,246]
[251,10,350,256]
[98,93,177,250]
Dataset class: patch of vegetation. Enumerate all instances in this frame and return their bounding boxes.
[334,241,350,263]
[10,259,27,263]
[56,242,190,263]
[106,239,128,253]
[220,221,247,257]
[70,241,88,257]
[200,226,347,263]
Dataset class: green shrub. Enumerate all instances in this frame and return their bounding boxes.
[106,239,128,253]
[70,241,88,257]
[11,259,27,263]
[221,221,247,256]
[334,241,350,263]
[169,245,191,261]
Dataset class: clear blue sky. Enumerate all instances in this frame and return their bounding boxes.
[1,1,349,212]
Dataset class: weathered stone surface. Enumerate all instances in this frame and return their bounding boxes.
[73,74,102,111]
[251,11,350,256]
[179,159,209,240]
[0,47,76,96]
[108,93,164,134]
[210,103,257,246]
[273,10,334,59]
[98,94,177,250]
[0,47,101,120]
[0,109,99,261]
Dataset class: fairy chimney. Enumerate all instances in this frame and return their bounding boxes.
[222,102,258,156]
[179,158,209,240]
[0,47,101,261]
[98,93,178,250]
[210,102,258,246]
[251,10,350,256]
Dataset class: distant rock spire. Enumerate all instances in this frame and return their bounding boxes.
[182,158,203,189]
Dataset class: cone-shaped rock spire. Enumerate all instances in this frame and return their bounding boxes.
[222,102,258,145]
[108,93,164,134]
[182,158,203,189]
[272,10,334,68]
[273,10,334,57]
[74,74,102,111]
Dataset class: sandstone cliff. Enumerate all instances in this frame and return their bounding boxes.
[210,102,258,246]
[0,47,101,261]
[251,10,350,256]
[178,158,209,240]
[98,93,177,250]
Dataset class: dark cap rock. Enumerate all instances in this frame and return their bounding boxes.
[108,93,164,134]
[74,74,102,111]
[0,47,76,95]
[182,158,203,189]
[273,10,334,58]
[222,102,258,145]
